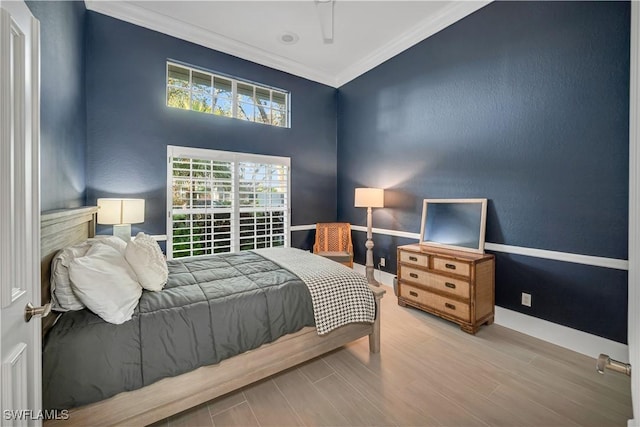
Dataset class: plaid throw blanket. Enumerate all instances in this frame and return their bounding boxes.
[256,247,376,335]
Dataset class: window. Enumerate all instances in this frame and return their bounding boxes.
[167,146,290,259]
[166,62,289,128]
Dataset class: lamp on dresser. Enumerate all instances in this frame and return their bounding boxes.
[97,198,145,241]
[354,187,384,286]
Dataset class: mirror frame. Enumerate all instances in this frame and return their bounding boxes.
[419,198,488,254]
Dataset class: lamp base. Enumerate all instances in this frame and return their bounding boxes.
[364,207,380,286]
[364,235,380,286]
[113,224,132,241]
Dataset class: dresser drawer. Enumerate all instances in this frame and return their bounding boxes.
[399,251,428,268]
[399,283,430,306]
[399,265,429,285]
[433,257,470,277]
[425,273,469,299]
[426,293,470,322]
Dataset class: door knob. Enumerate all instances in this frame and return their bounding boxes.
[24,302,51,322]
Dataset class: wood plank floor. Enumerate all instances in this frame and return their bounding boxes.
[151,290,632,427]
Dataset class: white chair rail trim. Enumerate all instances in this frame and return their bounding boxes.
[292,224,629,271]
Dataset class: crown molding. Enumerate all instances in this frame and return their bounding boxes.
[334,1,491,87]
[85,0,337,86]
[85,1,491,88]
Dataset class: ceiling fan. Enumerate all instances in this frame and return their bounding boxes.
[315,0,335,44]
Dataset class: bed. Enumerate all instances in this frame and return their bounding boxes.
[40,207,384,427]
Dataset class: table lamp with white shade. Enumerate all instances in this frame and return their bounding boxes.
[354,188,384,286]
[97,198,145,241]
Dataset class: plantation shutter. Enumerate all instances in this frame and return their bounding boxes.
[238,161,288,250]
[167,146,290,259]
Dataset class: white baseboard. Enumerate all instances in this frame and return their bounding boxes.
[353,263,396,288]
[494,306,628,362]
[353,263,629,362]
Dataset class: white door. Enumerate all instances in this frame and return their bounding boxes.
[631,2,640,426]
[0,1,41,426]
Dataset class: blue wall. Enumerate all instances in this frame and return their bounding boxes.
[84,12,338,240]
[337,1,630,343]
[26,0,86,211]
[30,1,631,342]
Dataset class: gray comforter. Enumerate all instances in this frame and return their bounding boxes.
[43,250,315,410]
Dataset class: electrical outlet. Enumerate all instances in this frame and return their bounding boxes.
[380,257,386,267]
[521,292,532,307]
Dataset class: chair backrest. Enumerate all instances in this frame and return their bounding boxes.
[315,223,352,252]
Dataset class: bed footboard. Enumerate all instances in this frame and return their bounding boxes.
[369,285,385,353]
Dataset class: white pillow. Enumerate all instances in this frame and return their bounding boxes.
[88,236,127,256]
[69,243,142,324]
[125,232,168,292]
[50,242,91,311]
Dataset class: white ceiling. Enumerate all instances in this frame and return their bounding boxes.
[85,1,491,88]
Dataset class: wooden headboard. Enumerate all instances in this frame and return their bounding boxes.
[41,206,98,335]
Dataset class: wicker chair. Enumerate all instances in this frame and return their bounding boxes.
[313,222,354,268]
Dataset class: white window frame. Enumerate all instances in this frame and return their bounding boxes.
[166,61,291,128]
[166,145,291,260]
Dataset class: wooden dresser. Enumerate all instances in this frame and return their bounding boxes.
[396,244,495,334]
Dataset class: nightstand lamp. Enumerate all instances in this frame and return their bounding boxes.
[354,188,384,286]
[97,198,145,241]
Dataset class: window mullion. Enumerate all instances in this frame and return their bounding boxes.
[232,160,240,252]
[167,155,174,259]
[269,90,273,125]
[188,69,193,110]
[231,80,238,119]
[205,161,211,256]
[285,93,289,128]
[252,84,257,122]
[285,165,290,247]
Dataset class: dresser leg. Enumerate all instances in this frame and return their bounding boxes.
[397,299,407,307]
[460,324,477,335]
[485,316,495,325]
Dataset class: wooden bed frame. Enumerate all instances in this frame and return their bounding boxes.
[41,207,385,427]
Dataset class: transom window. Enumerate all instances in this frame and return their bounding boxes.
[167,146,290,259]
[166,62,290,128]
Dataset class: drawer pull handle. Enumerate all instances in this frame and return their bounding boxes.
[445,282,456,289]
[409,273,419,279]
[409,291,418,297]
[445,263,457,270]
[445,302,456,310]
[409,256,418,262]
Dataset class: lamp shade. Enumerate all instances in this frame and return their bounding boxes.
[354,188,384,208]
[97,198,145,225]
